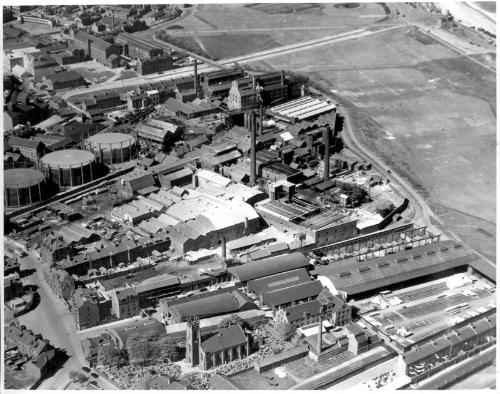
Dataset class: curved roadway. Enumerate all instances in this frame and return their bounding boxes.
[336,98,496,269]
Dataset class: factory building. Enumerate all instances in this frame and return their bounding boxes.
[162,186,261,255]
[116,32,164,59]
[229,252,310,284]
[227,71,288,111]
[7,136,46,162]
[40,149,97,189]
[70,30,121,68]
[4,168,47,207]
[84,132,136,164]
[135,119,182,150]
[274,288,352,328]
[42,70,86,91]
[162,290,256,323]
[268,96,336,124]
[136,56,173,75]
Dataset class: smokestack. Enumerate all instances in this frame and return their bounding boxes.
[317,316,323,353]
[252,75,255,91]
[112,11,115,30]
[323,126,331,182]
[259,105,263,136]
[250,112,257,186]
[193,59,198,94]
[280,70,285,86]
[221,236,226,261]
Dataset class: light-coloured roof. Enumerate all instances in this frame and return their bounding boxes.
[86,132,135,149]
[4,168,45,188]
[41,149,94,168]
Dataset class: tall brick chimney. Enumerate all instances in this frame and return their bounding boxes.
[193,59,198,94]
[322,126,331,182]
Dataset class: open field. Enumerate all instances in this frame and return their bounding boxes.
[199,33,279,59]
[145,3,390,58]
[248,20,496,261]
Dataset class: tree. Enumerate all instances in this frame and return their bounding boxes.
[275,322,296,342]
[97,343,127,367]
[69,371,88,383]
[127,334,180,366]
[218,314,244,329]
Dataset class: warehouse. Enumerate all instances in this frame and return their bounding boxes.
[247,268,312,296]
[261,280,324,310]
[4,168,47,207]
[41,149,97,188]
[312,241,488,298]
[84,132,136,164]
[135,119,182,150]
[42,70,86,91]
[116,32,164,59]
[268,96,336,124]
[229,252,310,283]
[163,290,256,323]
[164,189,261,254]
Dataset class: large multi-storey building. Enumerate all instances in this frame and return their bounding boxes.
[136,56,173,75]
[71,30,121,68]
[116,32,163,59]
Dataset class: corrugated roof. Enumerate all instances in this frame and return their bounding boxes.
[247,268,312,296]
[170,292,241,319]
[262,280,323,307]
[229,252,309,282]
[314,241,481,296]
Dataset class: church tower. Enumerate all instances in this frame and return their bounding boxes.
[186,316,200,366]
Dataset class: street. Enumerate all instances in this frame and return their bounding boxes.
[6,237,85,390]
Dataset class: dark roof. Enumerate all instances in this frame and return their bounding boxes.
[170,292,241,319]
[229,252,309,282]
[200,325,247,353]
[262,280,323,307]
[127,173,156,192]
[247,268,311,296]
[8,136,43,150]
[46,70,84,83]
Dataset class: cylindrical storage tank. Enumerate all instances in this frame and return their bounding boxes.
[4,168,46,207]
[83,132,136,164]
[41,150,96,188]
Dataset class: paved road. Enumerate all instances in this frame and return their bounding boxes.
[9,240,85,389]
[146,23,400,36]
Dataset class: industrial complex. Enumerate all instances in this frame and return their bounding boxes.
[3,3,496,392]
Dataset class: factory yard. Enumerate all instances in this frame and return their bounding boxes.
[247,4,496,261]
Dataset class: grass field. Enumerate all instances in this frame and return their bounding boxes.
[249,20,496,260]
[147,3,389,58]
[199,33,279,59]
[245,3,324,14]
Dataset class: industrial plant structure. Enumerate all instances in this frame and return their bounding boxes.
[4,168,47,207]
[40,149,97,188]
[84,132,136,164]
